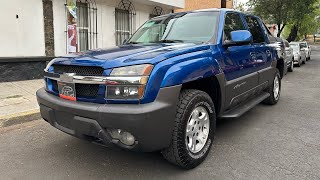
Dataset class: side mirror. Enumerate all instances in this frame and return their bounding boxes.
[224,30,252,47]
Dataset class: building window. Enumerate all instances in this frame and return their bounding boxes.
[221,0,227,8]
[115,0,136,45]
[77,2,89,51]
[65,0,98,53]
[150,6,164,19]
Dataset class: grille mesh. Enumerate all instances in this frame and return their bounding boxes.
[52,80,58,92]
[52,65,104,76]
[75,84,100,97]
[50,80,100,98]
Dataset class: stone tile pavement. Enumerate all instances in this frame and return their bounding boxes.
[0,79,43,117]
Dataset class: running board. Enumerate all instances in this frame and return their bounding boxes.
[219,92,270,119]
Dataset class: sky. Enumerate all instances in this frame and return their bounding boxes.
[233,0,250,10]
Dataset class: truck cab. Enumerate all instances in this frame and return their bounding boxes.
[37,9,281,169]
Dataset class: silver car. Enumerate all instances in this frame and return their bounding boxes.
[284,40,294,72]
[290,42,307,67]
[300,41,311,61]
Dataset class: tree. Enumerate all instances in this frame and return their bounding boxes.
[287,0,319,41]
[287,0,320,41]
[249,0,319,39]
[235,2,246,12]
[248,0,292,37]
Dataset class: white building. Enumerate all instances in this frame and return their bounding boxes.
[0,0,184,82]
[0,0,184,57]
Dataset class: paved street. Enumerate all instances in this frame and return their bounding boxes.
[1,49,320,180]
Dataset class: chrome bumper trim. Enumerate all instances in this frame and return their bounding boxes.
[44,72,148,85]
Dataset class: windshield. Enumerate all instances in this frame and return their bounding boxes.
[290,44,299,51]
[127,12,219,44]
[300,43,307,48]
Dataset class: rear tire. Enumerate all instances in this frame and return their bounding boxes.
[162,89,216,169]
[263,70,281,105]
[302,57,306,64]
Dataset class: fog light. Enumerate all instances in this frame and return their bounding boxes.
[120,131,135,146]
[108,129,135,146]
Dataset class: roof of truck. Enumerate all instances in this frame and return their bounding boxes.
[152,8,241,20]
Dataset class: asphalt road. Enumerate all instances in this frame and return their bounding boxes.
[1,49,320,180]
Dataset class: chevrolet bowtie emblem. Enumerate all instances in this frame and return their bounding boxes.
[60,73,75,82]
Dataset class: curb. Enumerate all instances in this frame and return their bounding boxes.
[0,109,41,128]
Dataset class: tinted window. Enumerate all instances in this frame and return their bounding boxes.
[245,16,265,43]
[224,13,246,41]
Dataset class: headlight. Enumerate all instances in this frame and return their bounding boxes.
[106,64,153,100]
[110,64,153,76]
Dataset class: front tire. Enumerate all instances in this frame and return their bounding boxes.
[263,70,281,105]
[288,61,294,72]
[297,58,302,67]
[162,89,216,169]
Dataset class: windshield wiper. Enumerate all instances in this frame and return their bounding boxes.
[156,39,184,43]
[126,41,141,44]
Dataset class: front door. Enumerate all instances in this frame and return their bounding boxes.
[221,12,259,109]
[245,15,273,72]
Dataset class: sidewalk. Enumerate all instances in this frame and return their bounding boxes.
[0,79,43,127]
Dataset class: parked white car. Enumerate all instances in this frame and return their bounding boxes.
[290,42,307,67]
[300,41,311,61]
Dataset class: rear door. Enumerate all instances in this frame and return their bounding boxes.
[221,12,258,109]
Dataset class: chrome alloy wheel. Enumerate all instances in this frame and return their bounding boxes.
[273,75,280,100]
[185,106,210,154]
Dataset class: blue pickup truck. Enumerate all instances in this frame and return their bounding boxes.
[37,9,281,169]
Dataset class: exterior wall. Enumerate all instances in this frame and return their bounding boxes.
[175,0,233,12]
[0,0,178,82]
[148,0,184,8]
[52,0,173,56]
[226,0,233,8]
[0,0,46,57]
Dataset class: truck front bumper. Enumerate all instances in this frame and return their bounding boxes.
[36,85,181,152]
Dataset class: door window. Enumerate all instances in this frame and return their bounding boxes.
[245,16,265,44]
[224,13,246,41]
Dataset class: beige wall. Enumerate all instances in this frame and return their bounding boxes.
[0,0,45,57]
[175,0,233,12]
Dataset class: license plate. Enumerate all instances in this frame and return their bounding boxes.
[58,81,76,101]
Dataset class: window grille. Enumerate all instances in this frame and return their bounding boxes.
[65,0,98,53]
[150,6,164,19]
[115,0,136,46]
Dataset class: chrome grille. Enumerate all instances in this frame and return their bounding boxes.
[52,65,104,76]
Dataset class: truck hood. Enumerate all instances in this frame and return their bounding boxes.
[52,43,211,69]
